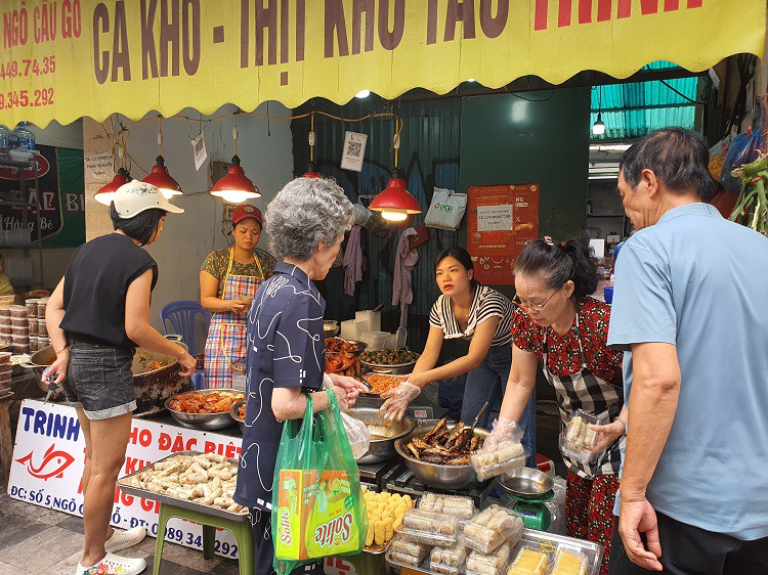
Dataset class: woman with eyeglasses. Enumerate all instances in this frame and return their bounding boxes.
[380,247,537,465]
[200,204,275,388]
[486,236,627,575]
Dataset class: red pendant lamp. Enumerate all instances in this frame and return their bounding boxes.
[143,155,182,198]
[304,161,321,178]
[94,168,131,206]
[210,113,261,204]
[369,121,421,222]
[142,117,183,199]
[369,168,422,222]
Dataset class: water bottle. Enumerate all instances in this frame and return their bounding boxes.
[0,125,11,159]
[12,122,36,150]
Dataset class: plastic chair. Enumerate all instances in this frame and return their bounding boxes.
[160,301,210,357]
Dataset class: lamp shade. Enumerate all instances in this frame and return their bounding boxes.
[303,161,321,179]
[143,156,183,198]
[592,113,606,136]
[369,169,422,221]
[94,168,131,206]
[211,155,261,204]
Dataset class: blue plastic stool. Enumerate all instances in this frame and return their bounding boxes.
[160,301,210,357]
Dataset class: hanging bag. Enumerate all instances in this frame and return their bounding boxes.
[425,187,467,231]
[272,392,368,575]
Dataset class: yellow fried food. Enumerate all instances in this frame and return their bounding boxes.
[365,525,374,547]
[363,490,414,548]
[374,520,386,546]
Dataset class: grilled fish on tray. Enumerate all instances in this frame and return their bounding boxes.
[404,418,484,465]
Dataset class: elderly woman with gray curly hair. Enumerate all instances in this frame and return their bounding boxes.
[233,176,367,575]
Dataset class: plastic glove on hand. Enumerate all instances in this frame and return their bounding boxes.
[379,381,420,422]
[483,417,520,451]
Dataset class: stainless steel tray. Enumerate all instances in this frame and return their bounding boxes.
[117,450,250,522]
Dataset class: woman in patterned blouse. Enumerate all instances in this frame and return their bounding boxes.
[486,236,627,575]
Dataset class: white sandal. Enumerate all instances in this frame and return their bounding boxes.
[76,553,146,575]
[105,526,147,553]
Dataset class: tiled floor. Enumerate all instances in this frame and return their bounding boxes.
[0,494,240,575]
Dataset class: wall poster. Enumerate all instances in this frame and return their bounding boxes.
[467,184,539,285]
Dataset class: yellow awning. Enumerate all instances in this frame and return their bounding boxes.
[0,0,764,127]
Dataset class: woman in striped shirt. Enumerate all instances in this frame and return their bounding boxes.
[381,247,537,461]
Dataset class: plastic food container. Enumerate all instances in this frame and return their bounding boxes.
[9,306,27,319]
[560,410,602,464]
[0,307,10,318]
[430,543,467,575]
[38,318,48,337]
[0,369,11,383]
[471,441,526,482]
[38,337,51,349]
[463,504,523,554]
[386,534,430,568]
[399,508,460,547]
[36,298,48,317]
[12,344,29,354]
[507,544,550,575]
[550,546,588,575]
[465,542,512,575]
[28,319,38,336]
[12,325,29,336]
[418,493,475,520]
[28,337,39,353]
[10,317,27,328]
[25,299,39,317]
[0,352,12,365]
[0,326,12,336]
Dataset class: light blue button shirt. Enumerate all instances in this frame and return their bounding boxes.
[608,203,768,540]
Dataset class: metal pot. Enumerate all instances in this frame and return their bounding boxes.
[394,423,489,490]
[28,346,190,416]
[165,388,243,430]
[230,399,246,433]
[346,407,415,464]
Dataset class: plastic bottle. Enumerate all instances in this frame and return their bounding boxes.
[0,125,11,158]
[12,122,36,150]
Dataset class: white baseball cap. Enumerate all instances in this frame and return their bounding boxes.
[113,180,185,219]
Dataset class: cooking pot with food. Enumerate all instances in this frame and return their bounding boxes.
[27,345,191,416]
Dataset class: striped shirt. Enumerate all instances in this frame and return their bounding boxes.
[429,285,515,347]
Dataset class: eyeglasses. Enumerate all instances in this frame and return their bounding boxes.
[512,286,561,313]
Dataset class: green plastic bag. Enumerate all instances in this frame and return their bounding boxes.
[272,391,368,575]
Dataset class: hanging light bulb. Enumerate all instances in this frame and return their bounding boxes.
[143,156,183,198]
[210,113,261,203]
[355,90,371,99]
[592,113,606,136]
[304,161,321,178]
[211,155,261,203]
[369,168,421,222]
[94,168,131,206]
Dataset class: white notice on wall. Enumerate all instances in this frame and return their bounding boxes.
[340,131,368,172]
[191,131,208,171]
[477,205,513,232]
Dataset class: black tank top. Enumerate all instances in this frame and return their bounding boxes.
[61,233,157,349]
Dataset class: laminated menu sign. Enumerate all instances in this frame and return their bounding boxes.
[468,184,539,285]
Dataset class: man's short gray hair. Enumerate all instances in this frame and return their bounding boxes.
[266,177,354,262]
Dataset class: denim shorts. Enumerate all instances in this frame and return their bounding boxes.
[61,341,136,420]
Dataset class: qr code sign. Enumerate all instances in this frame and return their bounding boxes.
[346,139,363,158]
[340,131,367,172]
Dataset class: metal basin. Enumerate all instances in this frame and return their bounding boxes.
[29,346,189,416]
[347,407,415,464]
[230,399,246,433]
[394,422,489,490]
[497,467,554,500]
[165,389,244,430]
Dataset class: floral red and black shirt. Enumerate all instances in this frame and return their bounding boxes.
[512,297,623,384]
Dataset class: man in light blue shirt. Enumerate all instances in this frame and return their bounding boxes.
[607,128,768,574]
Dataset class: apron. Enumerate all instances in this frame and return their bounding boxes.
[204,248,264,389]
[542,313,625,479]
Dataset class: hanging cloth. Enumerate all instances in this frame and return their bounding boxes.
[204,248,264,389]
[392,227,419,328]
[343,225,363,296]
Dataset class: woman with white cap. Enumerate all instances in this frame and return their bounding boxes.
[200,204,275,388]
[44,180,196,575]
